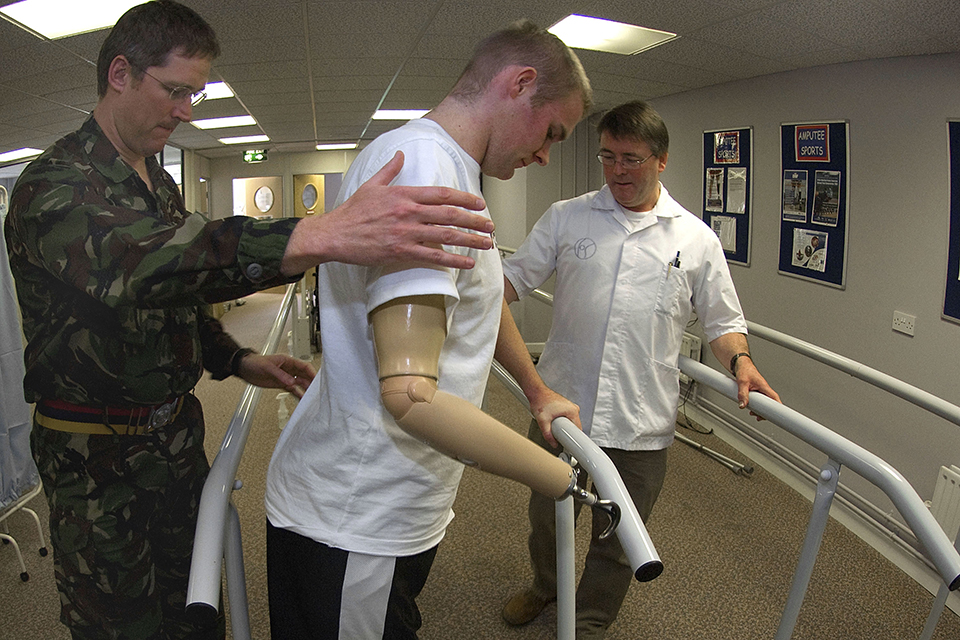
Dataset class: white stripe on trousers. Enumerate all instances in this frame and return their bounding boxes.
[338,551,397,640]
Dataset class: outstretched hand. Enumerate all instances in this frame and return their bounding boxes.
[282,151,494,275]
[236,353,316,399]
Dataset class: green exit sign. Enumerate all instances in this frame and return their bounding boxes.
[243,149,267,163]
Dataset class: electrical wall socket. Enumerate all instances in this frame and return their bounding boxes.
[892,310,916,336]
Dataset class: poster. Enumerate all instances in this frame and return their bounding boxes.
[792,229,828,272]
[782,170,808,222]
[711,215,737,252]
[812,170,841,226]
[705,168,724,212]
[726,167,746,214]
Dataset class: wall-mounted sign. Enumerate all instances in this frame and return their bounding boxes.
[243,149,267,163]
[795,124,830,162]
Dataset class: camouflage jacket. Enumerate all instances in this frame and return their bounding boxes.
[4,116,300,406]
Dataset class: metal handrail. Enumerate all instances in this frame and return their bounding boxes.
[186,284,297,631]
[489,361,662,640]
[746,321,960,427]
[679,356,960,637]
[489,362,662,581]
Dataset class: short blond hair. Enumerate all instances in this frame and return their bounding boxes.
[450,19,592,114]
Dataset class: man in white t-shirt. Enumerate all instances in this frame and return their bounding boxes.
[265,20,595,639]
[500,101,781,638]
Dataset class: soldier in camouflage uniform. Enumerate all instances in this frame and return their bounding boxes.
[3,2,493,639]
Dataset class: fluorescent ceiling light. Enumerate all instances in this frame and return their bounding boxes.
[372,109,429,120]
[204,82,234,100]
[191,115,257,130]
[0,147,43,163]
[0,0,141,39]
[219,135,270,145]
[316,143,357,151]
[548,14,677,55]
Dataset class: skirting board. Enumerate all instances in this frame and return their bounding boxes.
[680,400,960,616]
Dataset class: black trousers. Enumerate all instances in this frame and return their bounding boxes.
[267,520,438,640]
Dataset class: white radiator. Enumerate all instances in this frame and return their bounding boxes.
[930,465,960,543]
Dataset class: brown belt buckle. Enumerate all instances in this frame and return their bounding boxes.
[147,398,179,430]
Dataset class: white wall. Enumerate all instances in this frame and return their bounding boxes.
[500,52,960,527]
[207,149,358,220]
[649,53,960,518]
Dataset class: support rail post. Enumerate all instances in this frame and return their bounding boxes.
[224,501,251,640]
[775,458,841,639]
[556,479,576,640]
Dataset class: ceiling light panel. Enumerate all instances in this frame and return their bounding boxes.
[191,115,257,130]
[549,14,678,55]
[219,135,269,145]
[0,0,141,39]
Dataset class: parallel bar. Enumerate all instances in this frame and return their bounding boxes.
[224,501,250,640]
[187,284,297,624]
[747,321,960,427]
[679,355,960,593]
[490,362,663,583]
[556,493,576,640]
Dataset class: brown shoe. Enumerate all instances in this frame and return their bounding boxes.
[501,588,556,626]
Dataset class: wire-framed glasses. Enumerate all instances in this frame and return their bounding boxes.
[139,68,207,106]
[596,151,655,169]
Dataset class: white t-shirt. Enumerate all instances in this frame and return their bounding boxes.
[503,184,746,450]
[265,118,502,556]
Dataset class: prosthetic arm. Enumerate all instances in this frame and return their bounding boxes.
[371,295,619,533]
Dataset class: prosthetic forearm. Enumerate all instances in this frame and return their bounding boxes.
[381,374,575,498]
[371,296,579,501]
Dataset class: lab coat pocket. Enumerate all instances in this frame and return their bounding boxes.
[653,263,689,318]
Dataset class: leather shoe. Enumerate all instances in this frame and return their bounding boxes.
[501,588,555,626]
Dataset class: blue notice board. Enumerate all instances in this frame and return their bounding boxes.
[944,121,960,323]
[702,128,752,266]
[778,121,849,288]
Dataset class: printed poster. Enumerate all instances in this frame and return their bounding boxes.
[705,168,724,212]
[711,215,737,252]
[792,229,828,272]
[726,167,746,214]
[812,170,841,226]
[782,170,807,222]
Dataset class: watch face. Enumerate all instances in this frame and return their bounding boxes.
[301,183,318,210]
[255,186,274,213]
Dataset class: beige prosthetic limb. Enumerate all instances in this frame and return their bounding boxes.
[371,295,577,499]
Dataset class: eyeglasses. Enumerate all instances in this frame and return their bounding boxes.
[139,68,207,107]
[597,151,655,169]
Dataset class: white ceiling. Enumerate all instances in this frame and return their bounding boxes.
[0,0,957,165]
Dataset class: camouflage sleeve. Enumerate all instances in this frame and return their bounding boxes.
[197,306,248,380]
[8,157,300,310]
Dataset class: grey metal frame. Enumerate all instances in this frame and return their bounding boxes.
[679,355,960,639]
[186,283,297,640]
[744,320,960,638]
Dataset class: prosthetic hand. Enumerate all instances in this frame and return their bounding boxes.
[371,295,619,535]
